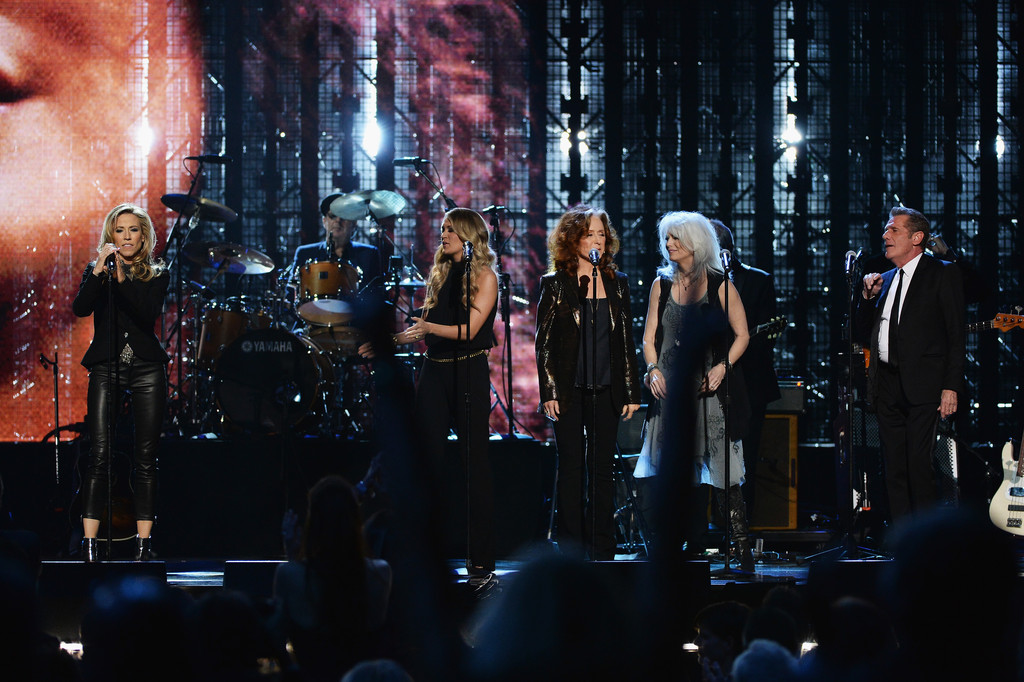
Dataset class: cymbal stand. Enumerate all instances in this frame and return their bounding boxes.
[486,207,520,438]
[161,159,210,435]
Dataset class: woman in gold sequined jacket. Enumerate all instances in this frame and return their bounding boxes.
[535,205,641,560]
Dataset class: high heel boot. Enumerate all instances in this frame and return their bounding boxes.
[82,538,98,563]
[134,536,154,562]
[715,485,755,573]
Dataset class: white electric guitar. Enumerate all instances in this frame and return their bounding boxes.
[989,433,1024,535]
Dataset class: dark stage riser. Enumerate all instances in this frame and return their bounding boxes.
[0,437,556,560]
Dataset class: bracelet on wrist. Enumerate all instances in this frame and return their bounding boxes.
[646,362,658,373]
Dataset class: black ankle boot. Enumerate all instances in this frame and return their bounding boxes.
[135,536,154,562]
[82,538,98,563]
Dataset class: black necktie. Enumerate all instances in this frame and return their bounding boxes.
[888,268,904,366]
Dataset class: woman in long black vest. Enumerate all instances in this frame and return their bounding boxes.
[73,203,169,562]
[535,205,641,560]
[401,207,498,578]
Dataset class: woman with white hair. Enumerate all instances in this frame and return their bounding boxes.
[634,211,753,571]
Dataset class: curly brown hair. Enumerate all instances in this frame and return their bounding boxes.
[547,205,619,276]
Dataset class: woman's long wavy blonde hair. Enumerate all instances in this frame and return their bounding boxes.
[95,203,165,281]
[547,205,620,276]
[422,208,495,314]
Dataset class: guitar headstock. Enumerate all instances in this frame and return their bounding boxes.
[991,313,1024,332]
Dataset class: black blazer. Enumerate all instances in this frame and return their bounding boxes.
[535,269,641,410]
[72,266,170,368]
[855,253,965,406]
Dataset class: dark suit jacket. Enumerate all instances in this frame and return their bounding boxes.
[535,269,641,410]
[731,261,781,406]
[855,253,965,406]
[291,240,382,293]
[72,266,170,368]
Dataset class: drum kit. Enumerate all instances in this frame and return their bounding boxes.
[165,189,423,439]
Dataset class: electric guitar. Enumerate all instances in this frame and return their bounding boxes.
[864,311,1023,369]
[752,316,786,341]
[989,433,1024,535]
[967,312,1024,334]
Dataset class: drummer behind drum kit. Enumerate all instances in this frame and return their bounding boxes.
[167,189,419,439]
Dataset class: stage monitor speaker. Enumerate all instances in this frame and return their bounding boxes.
[750,414,798,530]
[38,561,167,642]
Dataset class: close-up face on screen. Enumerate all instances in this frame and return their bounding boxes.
[0,0,202,440]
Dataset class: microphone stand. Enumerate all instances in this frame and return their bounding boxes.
[105,259,117,560]
[709,253,751,578]
[590,256,599,560]
[488,208,518,437]
[39,352,61,486]
[403,160,458,210]
[461,245,474,571]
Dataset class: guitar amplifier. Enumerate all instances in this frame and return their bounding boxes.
[750,414,798,530]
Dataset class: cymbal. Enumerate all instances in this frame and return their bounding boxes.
[161,193,238,223]
[330,190,407,221]
[182,241,275,275]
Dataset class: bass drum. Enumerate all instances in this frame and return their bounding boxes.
[215,329,335,434]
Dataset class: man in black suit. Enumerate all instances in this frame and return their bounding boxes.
[856,207,964,520]
[291,193,383,294]
[710,220,781,521]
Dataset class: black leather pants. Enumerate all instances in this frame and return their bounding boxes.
[84,360,166,522]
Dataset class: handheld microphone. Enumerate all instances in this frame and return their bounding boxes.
[463,240,474,260]
[720,249,732,269]
[185,154,233,164]
[481,205,506,215]
[106,252,118,271]
[393,157,426,167]
[589,248,600,266]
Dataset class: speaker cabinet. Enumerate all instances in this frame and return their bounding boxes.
[750,414,798,530]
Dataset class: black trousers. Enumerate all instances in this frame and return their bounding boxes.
[875,362,939,520]
[415,354,494,571]
[84,359,166,522]
[553,387,618,560]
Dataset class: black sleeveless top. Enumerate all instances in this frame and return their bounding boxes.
[424,260,497,358]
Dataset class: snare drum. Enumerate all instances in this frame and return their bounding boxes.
[215,328,335,434]
[297,260,358,326]
[197,297,273,369]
